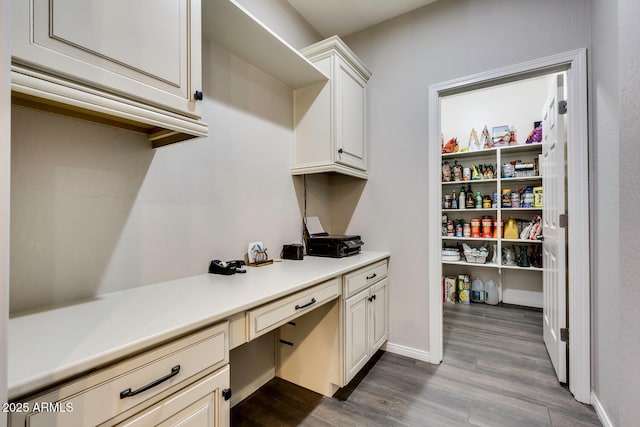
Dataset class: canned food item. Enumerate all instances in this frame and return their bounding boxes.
[463,223,471,237]
[482,217,493,238]
[470,219,481,238]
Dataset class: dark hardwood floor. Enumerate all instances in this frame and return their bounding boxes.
[231,303,601,426]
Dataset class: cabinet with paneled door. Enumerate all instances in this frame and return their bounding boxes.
[292,36,372,179]
[11,0,207,147]
[441,144,544,307]
[9,322,231,426]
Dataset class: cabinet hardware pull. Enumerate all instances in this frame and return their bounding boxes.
[367,296,373,302]
[120,365,180,399]
[279,339,294,346]
[366,273,377,280]
[194,90,204,101]
[222,388,232,401]
[338,148,344,154]
[295,297,317,310]
[372,294,377,301]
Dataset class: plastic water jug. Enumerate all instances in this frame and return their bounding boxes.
[471,278,485,303]
[485,279,499,305]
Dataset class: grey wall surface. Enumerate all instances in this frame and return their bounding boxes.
[342,0,591,358]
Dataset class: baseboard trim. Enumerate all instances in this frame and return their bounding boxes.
[230,367,275,408]
[383,342,432,363]
[591,392,614,427]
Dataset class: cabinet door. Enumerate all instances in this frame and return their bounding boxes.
[334,56,367,171]
[369,278,388,352]
[119,366,230,427]
[12,0,201,118]
[345,289,369,384]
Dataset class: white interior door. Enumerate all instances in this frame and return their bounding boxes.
[542,73,567,383]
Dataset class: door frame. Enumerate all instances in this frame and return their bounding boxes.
[427,49,590,403]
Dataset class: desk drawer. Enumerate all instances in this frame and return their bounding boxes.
[12,322,228,427]
[248,278,340,341]
[343,259,388,298]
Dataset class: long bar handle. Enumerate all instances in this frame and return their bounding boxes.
[295,298,317,310]
[120,365,181,399]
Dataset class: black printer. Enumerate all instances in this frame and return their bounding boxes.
[307,234,364,258]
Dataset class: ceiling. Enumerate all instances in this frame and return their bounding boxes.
[286,0,439,38]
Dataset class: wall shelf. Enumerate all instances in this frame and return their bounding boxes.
[202,0,328,89]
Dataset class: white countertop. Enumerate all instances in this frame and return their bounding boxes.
[8,251,389,399]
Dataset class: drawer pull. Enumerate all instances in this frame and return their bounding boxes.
[366,273,377,280]
[295,297,317,311]
[120,365,181,399]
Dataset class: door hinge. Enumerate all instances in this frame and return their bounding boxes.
[559,100,568,115]
[560,328,569,343]
[559,214,568,228]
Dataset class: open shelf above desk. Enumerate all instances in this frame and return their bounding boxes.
[202,0,328,89]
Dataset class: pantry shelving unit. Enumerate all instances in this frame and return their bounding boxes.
[441,143,544,307]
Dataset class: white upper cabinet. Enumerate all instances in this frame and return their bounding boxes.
[293,36,371,179]
[11,0,207,147]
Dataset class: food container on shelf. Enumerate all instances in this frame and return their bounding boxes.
[441,248,460,261]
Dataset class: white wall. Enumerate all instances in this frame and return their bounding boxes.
[441,76,550,148]
[342,0,591,359]
[235,0,320,50]
[1,0,10,422]
[9,41,309,313]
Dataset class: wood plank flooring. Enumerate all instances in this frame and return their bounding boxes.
[231,303,601,426]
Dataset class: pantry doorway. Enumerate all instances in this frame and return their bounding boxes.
[427,49,590,404]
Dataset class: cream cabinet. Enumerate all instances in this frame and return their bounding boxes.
[11,0,207,147]
[344,277,388,385]
[9,322,230,427]
[276,259,389,396]
[117,366,230,427]
[293,36,371,179]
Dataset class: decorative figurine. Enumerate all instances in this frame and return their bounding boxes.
[468,128,481,152]
[481,125,491,149]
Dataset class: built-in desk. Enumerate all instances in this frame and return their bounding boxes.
[7,251,390,425]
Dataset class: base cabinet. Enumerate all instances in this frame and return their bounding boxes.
[9,322,229,427]
[344,278,388,385]
[118,366,230,427]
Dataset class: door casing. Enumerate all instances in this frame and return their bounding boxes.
[427,49,590,403]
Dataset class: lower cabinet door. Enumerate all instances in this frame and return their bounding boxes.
[345,289,369,385]
[369,278,389,352]
[118,365,230,427]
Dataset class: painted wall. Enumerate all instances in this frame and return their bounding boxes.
[589,0,620,424]
[1,0,10,421]
[9,41,312,313]
[617,2,640,425]
[440,76,550,147]
[590,0,640,425]
[342,0,591,359]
